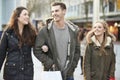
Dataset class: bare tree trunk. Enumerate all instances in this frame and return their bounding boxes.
[84,0,89,27]
[101,0,106,20]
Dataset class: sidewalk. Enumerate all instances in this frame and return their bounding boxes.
[114,42,120,80]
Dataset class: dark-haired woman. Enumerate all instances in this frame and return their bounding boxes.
[0,6,36,80]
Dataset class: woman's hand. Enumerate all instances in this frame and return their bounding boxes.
[86,28,96,43]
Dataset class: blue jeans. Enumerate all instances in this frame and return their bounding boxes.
[66,77,74,80]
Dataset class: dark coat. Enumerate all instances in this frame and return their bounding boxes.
[0,29,33,80]
[83,36,116,80]
[33,21,80,80]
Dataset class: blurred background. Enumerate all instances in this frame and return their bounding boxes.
[0,0,120,41]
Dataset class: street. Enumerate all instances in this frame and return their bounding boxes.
[0,42,120,80]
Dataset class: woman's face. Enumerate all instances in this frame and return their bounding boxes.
[93,22,106,36]
[17,9,29,25]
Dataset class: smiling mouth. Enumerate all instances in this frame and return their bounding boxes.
[24,20,28,21]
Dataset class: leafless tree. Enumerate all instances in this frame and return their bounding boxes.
[100,0,106,20]
[84,0,89,27]
[26,0,39,16]
[27,0,62,18]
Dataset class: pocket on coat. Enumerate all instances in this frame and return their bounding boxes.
[24,63,34,76]
[4,62,17,76]
[90,71,96,77]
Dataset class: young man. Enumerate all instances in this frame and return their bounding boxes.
[33,2,80,80]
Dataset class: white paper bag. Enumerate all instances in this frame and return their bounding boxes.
[41,71,62,80]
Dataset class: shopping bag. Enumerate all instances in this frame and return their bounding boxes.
[40,71,62,80]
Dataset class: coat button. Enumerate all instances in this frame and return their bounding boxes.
[13,64,15,66]
[6,63,8,65]
[21,68,24,70]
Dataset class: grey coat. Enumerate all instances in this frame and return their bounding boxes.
[33,21,80,80]
[83,36,116,80]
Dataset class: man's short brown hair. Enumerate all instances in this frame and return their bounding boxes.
[51,2,66,10]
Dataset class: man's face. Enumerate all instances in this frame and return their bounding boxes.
[51,5,66,22]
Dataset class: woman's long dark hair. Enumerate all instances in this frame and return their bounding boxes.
[7,6,36,47]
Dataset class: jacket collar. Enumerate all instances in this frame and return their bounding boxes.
[91,35,112,47]
[47,20,77,32]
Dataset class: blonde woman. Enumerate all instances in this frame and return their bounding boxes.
[83,20,116,80]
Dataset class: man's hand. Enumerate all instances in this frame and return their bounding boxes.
[41,45,48,52]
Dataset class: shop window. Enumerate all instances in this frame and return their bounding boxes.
[103,0,115,12]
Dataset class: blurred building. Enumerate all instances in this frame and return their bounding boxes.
[64,0,120,25]
[63,0,120,41]
[0,0,26,38]
[1,0,120,40]
[0,0,27,31]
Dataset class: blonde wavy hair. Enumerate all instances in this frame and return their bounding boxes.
[86,20,116,55]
